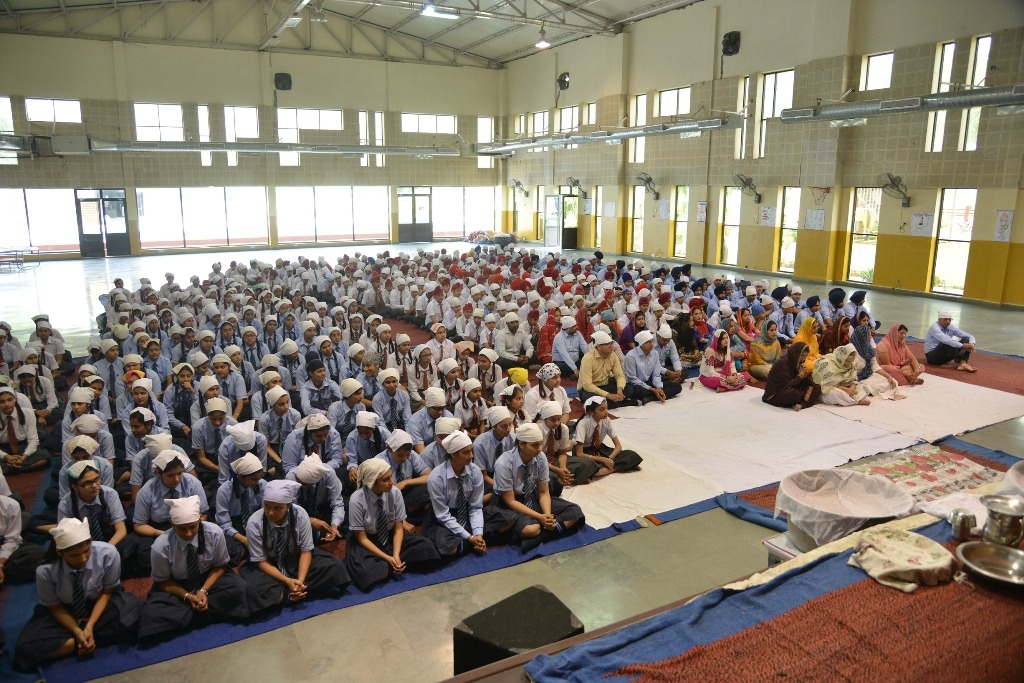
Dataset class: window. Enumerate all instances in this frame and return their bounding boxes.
[594,186,603,249]
[961,35,992,151]
[197,105,211,167]
[736,76,750,159]
[134,103,183,142]
[658,87,691,117]
[136,187,268,248]
[276,186,390,243]
[0,189,30,247]
[0,97,15,165]
[373,111,385,167]
[400,113,456,134]
[758,69,794,157]
[477,117,494,169]
[720,187,741,265]
[862,52,894,91]
[779,187,801,273]
[535,186,545,239]
[529,111,549,152]
[25,98,81,123]
[558,106,578,133]
[631,185,645,252]
[932,188,977,295]
[926,41,956,153]
[514,114,525,135]
[358,110,369,167]
[279,108,343,164]
[629,94,646,163]
[224,105,259,166]
[432,186,497,237]
[848,187,881,283]
[673,186,689,258]
[583,102,597,126]
[277,109,300,167]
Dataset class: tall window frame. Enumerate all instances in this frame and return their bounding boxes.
[594,186,603,249]
[757,69,794,158]
[960,35,992,151]
[720,186,741,265]
[778,187,801,273]
[673,185,689,258]
[224,105,259,167]
[629,94,646,163]
[861,52,894,91]
[736,76,750,159]
[848,187,881,283]
[926,41,956,153]
[931,188,977,295]
[631,185,646,253]
[657,87,691,117]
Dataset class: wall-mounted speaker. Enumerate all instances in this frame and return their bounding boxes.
[274,73,292,91]
[722,31,741,56]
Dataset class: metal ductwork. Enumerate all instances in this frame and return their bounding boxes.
[780,84,1024,123]
[475,116,742,155]
[0,135,31,151]
[87,139,460,157]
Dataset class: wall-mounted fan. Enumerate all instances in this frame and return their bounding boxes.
[565,176,588,199]
[877,173,910,207]
[636,172,659,200]
[507,179,529,197]
[734,173,761,204]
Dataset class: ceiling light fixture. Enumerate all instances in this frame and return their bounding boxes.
[283,15,303,28]
[535,27,550,49]
[422,3,459,19]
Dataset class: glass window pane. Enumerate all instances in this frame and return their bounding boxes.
[465,187,495,234]
[276,187,316,243]
[437,115,456,134]
[136,127,160,142]
[0,189,30,248]
[25,189,79,252]
[181,187,228,247]
[134,103,160,127]
[25,98,53,122]
[160,104,183,128]
[865,53,893,90]
[932,240,971,295]
[278,108,296,128]
[419,115,436,134]
[53,99,82,123]
[352,186,390,240]
[225,187,268,245]
[314,186,354,241]
[234,107,259,138]
[782,187,801,229]
[321,110,342,130]
[401,113,417,132]
[136,188,184,249]
[297,109,320,129]
[432,187,464,237]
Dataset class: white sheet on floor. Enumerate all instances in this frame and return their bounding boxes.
[602,388,920,494]
[812,374,1024,442]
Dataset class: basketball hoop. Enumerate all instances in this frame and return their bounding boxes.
[810,186,832,205]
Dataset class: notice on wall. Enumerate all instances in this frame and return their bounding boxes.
[759,205,776,227]
[805,208,825,231]
[603,201,616,217]
[658,199,672,220]
[995,209,1014,243]
[696,200,708,222]
[911,212,934,237]
[583,198,593,215]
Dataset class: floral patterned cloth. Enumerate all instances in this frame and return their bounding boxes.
[848,527,955,593]
[847,444,1004,503]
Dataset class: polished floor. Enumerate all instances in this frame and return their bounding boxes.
[1,243,1022,683]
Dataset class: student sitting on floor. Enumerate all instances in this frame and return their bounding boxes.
[54,460,130,559]
[452,378,488,437]
[215,453,266,566]
[374,429,432,526]
[372,368,412,433]
[344,458,440,592]
[257,385,299,476]
[492,423,585,552]
[190,397,238,482]
[573,397,644,477]
[137,495,249,641]
[217,420,269,483]
[406,387,453,454]
[537,401,599,490]
[240,479,350,612]
[14,518,142,672]
[286,455,345,544]
[418,417,463,470]
[0,385,50,476]
[623,330,683,404]
[281,413,345,477]
[1,489,47,586]
[524,363,571,425]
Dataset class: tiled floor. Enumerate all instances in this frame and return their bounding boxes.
[2,242,1021,683]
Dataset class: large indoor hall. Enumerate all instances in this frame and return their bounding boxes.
[1,0,1024,681]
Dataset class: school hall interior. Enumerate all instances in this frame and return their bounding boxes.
[1,0,1024,680]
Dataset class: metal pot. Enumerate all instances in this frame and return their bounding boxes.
[980,495,1024,547]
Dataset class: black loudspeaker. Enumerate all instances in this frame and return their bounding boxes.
[722,31,741,56]
[274,73,292,90]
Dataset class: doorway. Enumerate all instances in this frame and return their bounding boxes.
[397,186,433,243]
[76,189,129,258]
[542,194,580,249]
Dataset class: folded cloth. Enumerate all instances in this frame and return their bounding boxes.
[916,493,988,534]
[848,527,955,593]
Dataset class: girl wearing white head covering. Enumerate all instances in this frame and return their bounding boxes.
[408,344,438,408]
[573,396,643,477]
[432,357,463,411]
[535,401,599,491]
[137,495,250,639]
[239,479,349,611]
[453,378,487,437]
[344,458,441,591]
[54,459,128,548]
[215,454,267,567]
[13,518,142,671]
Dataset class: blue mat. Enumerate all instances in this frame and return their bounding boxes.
[714,490,788,532]
[525,519,949,683]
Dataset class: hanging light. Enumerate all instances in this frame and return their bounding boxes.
[535,27,550,49]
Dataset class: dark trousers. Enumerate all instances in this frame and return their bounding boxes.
[624,380,682,403]
[578,381,630,409]
[496,356,529,371]
[553,361,578,377]
[925,339,971,365]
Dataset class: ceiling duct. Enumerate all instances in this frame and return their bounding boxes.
[87,139,458,157]
[781,84,1024,123]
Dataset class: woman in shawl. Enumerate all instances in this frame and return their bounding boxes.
[876,323,924,385]
[617,312,647,354]
[689,299,713,351]
[669,313,703,368]
[812,344,870,406]
[723,319,748,371]
[792,317,821,373]
[762,342,821,410]
[747,320,782,381]
[734,307,758,348]
[850,325,904,400]
[818,315,851,355]
[698,329,750,392]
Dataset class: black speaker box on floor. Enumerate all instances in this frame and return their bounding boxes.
[452,584,584,675]
[274,73,292,91]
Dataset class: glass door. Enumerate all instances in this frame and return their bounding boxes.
[561,195,579,249]
[397,186,433,242]
[102,189,130,256]
[75,188,129,258]
[544,195,562,248]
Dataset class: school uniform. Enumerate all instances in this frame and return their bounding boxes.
[215,478,266,565]
[57,456,115,500]
[472,430,514,477]
[57,486,131,558]
[216,372,248,411]
[280,427,344,474]
[129,476,209,576]
[327,399,364,444]
[344,426,392,471]
[128,444,193,489]
[0,404,50,475]
[217,433,269,484]
[467,364,503,404]
[13,542,142,672]
[285,470,346,540]
[452,396,488,434]
[142,355,173,390]
[240,505,349,611]
[540,421,599,491]
[118,397,170,435]
[407,364,439,406]
[405,407,453,450]
[299,378,342,417]
[372,387,412,433]
[523,385,571,421]
[492,448,584,537]
[61,404,112,444]
[344,485,439,591]
[423,460,512,556]
[1,495,46,582]
[357,371,384,404]
[162,381,198,434]
[573,415,643,472]
[191,416,238,481]
[374,449,432,518]
[138,522,250,639]
[257,406,302,462]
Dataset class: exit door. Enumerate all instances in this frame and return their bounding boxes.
[76,189,129,258]
[397,186,433,243]
[543,195,562,248]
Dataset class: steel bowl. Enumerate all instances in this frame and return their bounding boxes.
[956,541,1024,586]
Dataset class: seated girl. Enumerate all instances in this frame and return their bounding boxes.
[538,401,599,491]
[573,397,643,477]
[286,455,345,544]
[747,320,782,381]
[56,460,129,555]
[452,378,488,437]
[345,459,440,591]
[850,326,905,401]
[524,363,571,424]
[257,385,301,473]
[215,453,266,566]
[792,317,822,373]
[374,430,432,527]
[698,329,751,392]
[138,495,249,640]
[372,368,412,433]
[0,385,50,476]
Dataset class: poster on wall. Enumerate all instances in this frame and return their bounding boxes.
[910,212,934,237]
[759,206,776,226]
[658,199,671,220]
[583,199,593,215]
[603,201,616,217]
[696,200,707,222]
[805,208,825,231]
[995,209,1014,243]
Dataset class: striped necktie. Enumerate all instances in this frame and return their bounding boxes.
[521,465,538,511]
[85,504,104,541]
[186,541,203,592]
[71,569,88,619]
[375,496,390,547]
[455,476,469,531]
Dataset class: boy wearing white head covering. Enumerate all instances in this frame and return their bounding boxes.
[374,430,432,524]
[128,432,192,492]
[56,435,115,502]
[13,518,139,670]
[217,420,269,485]
[343,411,392,478]
[405,388,454,455]
[471,406,516,485]
[215,453,266,565]
[240,479,349,611]
[285,455,345,544]
[492,422,585,552]
[344,458,441,591]
[190,396,237,480]
[139,495,249,638]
